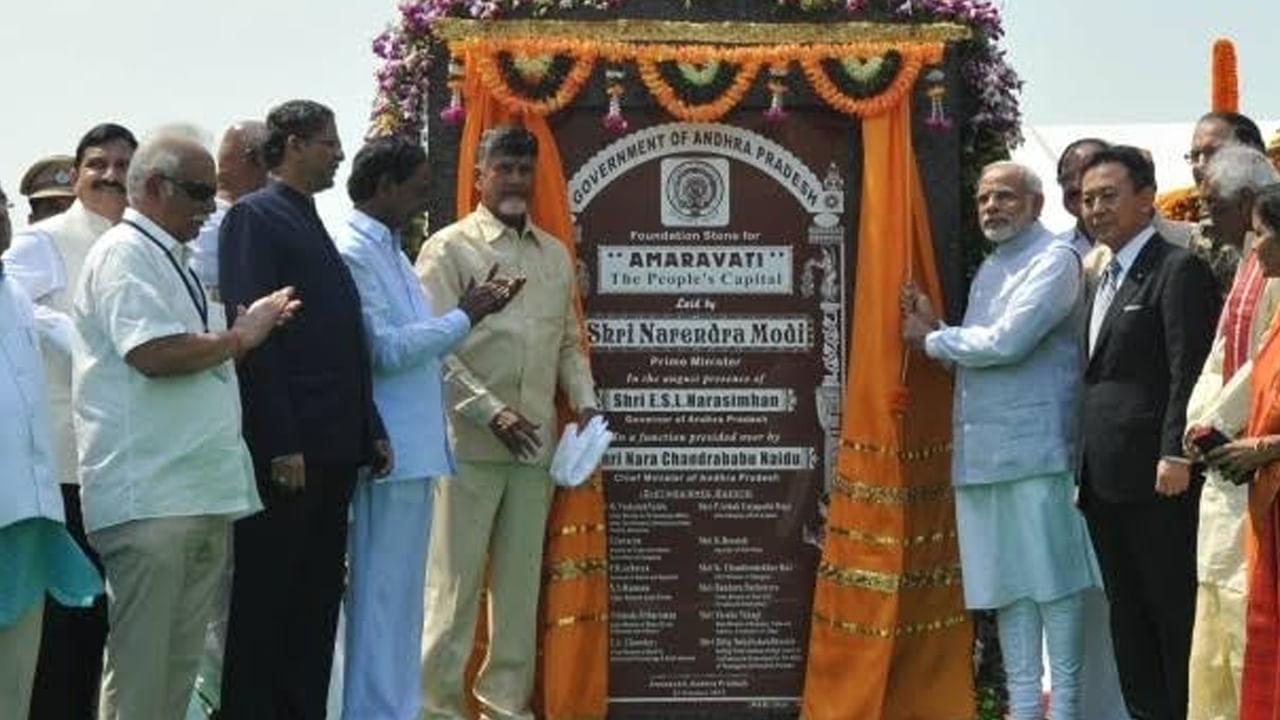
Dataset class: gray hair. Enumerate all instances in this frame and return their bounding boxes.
[146,122,212,151]
[981,161,1044,197]
[1205,145,1280,199]
[125,140,185,204]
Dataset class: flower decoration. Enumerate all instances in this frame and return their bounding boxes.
[1212,38,1238,113]
[764,62,790,123]
[923,68,950,130]
[603,66,629,133]
[638,56,761,123]
[440,56,467,125]
[368,0,1023,153]
[472,47,596,115]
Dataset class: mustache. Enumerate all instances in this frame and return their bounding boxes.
[91,179,126,193]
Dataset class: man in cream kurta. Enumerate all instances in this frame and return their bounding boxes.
[416,127,597,720]
[1,122,136,718]
[1183,145,1280,720]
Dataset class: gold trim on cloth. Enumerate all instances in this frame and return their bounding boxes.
[841,439,952,461]
[811,610,968,639]
[831,474,953,504]
[826,526,957,547]
[434,18,973,45]
[551,523,607,536]
[815,561,961,593]
[547,557,609,581]
[546,611,610,629]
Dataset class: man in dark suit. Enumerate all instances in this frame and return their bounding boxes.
[218,99,391,719]
[1079,145,1220,720]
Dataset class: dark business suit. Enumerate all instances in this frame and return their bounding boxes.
[1080,232,1219,720]
[218,181,385,719]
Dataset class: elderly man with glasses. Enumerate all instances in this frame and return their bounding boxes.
[71,135,298,719]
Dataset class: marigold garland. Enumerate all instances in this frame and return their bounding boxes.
[1212,38,1238,113]
[800,44,941,117]
[452,37,948,120]
[471,48,596,115]
[497,52,574,100]
[639,58,760,122]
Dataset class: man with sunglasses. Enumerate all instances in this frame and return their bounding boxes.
[189,120,268,301]
[71,136,299,719]
[3,121,136,720]
[218,99,392,719]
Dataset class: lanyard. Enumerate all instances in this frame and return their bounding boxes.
[122,219,209,332]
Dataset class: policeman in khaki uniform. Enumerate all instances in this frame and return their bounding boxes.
[415,126,599,720]
[19,155,76,224]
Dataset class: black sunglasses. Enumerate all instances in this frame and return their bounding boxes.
[162,175,216,202]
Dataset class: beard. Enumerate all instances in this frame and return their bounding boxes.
[496,197,528,217]
[982,216,1030,243]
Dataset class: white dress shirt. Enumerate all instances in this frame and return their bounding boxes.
[2,201,113,485]
[1088,224,1156,354]
[924,221,1085,485]
[72,209,259,533]
[189,196,231,294]
[0,274,63,528]
[334,210,470,482]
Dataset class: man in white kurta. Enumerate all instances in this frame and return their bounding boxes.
[333,136,517,720]
[1,122,136,717]
[73,137,296,719]
[0,184,101,720]
[1183,145,1280,720]
[188,120,268,300]
[903,162,1100,720]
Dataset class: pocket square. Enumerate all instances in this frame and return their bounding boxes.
[1122,304,1144,312]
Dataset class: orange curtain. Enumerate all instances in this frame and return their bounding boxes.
[801,100,973,719]
[454,52,610,720]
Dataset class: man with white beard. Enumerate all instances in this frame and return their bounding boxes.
[902,162,1101,719]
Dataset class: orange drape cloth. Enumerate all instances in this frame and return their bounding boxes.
[453,53,609,720]
[1241,322,1280,720]
[801,100,973,719]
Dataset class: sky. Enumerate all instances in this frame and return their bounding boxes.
[2,0,1278,232]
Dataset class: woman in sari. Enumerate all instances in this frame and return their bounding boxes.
[1206,183,1280,719]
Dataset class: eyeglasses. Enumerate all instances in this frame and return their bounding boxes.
[1184,148,1215,165]
[162,176,216,202]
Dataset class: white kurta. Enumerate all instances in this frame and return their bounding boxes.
[333,210,470,720]
[2,201,113,486]
[71,209,259,532]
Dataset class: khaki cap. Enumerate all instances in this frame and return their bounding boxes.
[20,155,76,200]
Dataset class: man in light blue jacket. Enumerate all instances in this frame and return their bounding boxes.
[902,162,1100,720]
[334,136,519,720]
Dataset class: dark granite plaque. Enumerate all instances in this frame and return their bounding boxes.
[558,109,851,719]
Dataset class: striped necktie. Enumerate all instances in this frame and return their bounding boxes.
[1089,258,1122,353]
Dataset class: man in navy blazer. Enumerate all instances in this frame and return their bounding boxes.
[1078,145,1219,720]
[218,99,391,719]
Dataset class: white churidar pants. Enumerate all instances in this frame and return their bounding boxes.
[998,592,1085,720]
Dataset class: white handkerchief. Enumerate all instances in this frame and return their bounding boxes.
[551,416,613,487]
